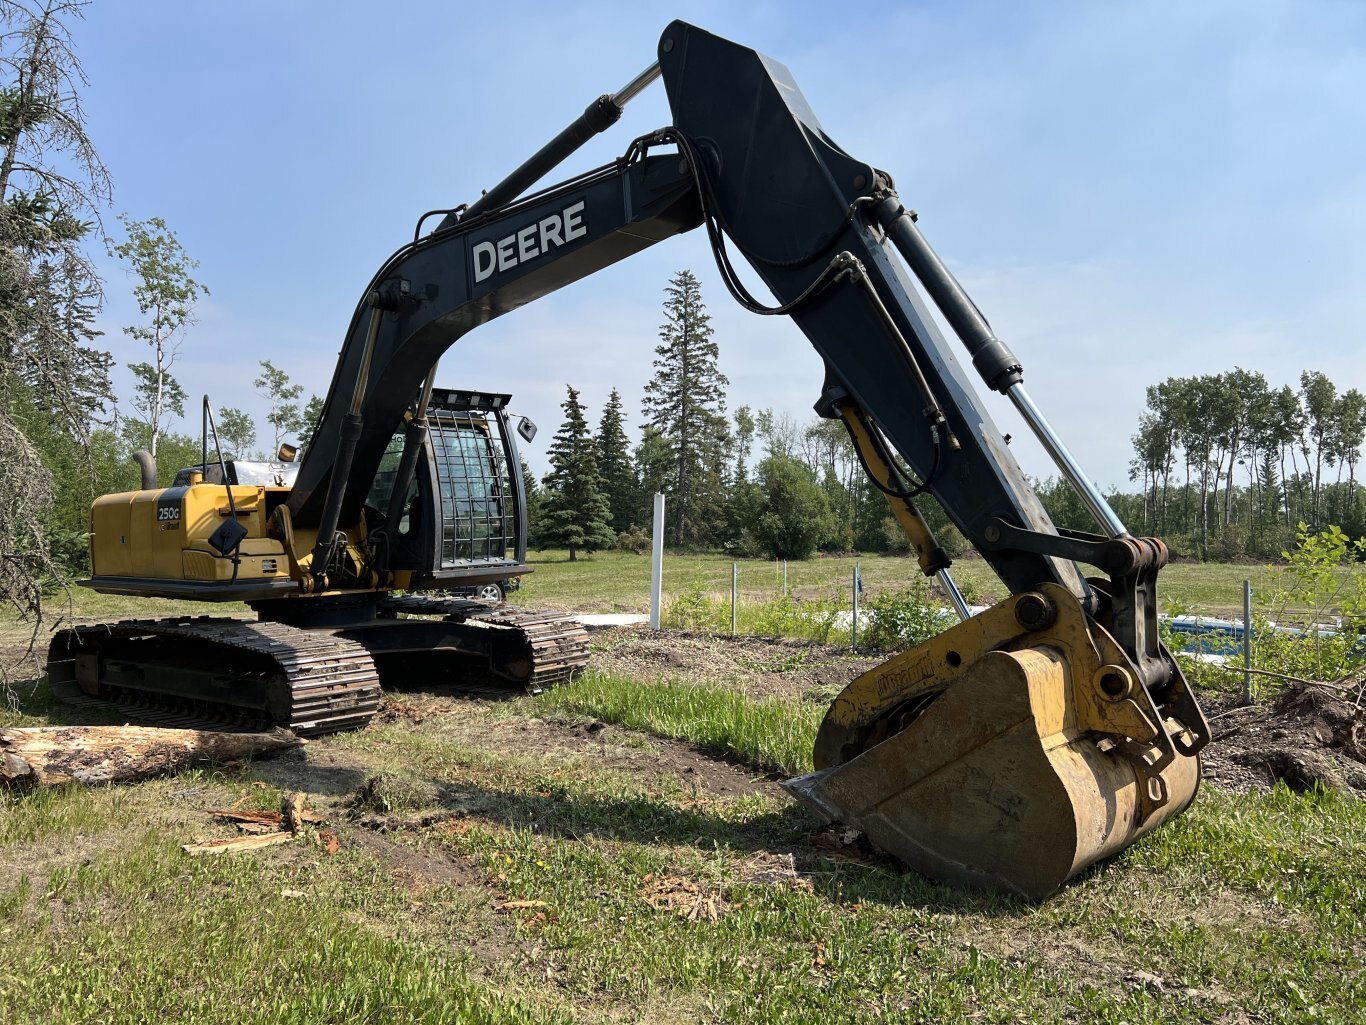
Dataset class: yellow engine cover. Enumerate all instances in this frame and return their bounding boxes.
[90,481,291,585]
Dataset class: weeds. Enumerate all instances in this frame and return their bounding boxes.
[663,589,853,645]
[860,579,952,651]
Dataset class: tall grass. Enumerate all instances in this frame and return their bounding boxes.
[539,671,822,776]
[662,589,852,645]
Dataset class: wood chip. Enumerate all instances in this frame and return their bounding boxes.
[182,832,294,857]
[207,808,324,826]
[282,791,308,832]
[497,899,549,911]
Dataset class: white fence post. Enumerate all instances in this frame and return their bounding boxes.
[851,560,861,648]
[650,493,665,630]
[731,563,738,637]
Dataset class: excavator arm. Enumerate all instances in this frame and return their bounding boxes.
[285,20,1207,898]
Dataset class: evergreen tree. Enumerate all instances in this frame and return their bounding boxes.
[595,387,635,534]
[641,269,729,547]
[0,0,112,630]
[520,456,543,548]
[540,385,614,561]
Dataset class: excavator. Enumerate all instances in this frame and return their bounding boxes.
[46,21,1208,899]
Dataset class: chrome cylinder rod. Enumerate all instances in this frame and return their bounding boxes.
[613,61,661,106]
[1006,381,1128,538]
[937,568,973,622]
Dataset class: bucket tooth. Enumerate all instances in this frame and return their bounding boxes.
[785,646,1200,901]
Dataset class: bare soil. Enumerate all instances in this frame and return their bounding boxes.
[1204,683,1366,795]
[589,624,884,701]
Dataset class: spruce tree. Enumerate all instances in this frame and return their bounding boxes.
[0,0,113,638]
[520,456,543,548]
[641,269,730,547]
[540,385,615,561]
[595,387,636,534]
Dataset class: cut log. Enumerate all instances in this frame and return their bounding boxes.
[0,725,302,789]
[207,808,324,827]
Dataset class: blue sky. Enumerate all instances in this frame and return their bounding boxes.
[73,0,1366,495]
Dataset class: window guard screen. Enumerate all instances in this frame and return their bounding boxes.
[428,411,515,568]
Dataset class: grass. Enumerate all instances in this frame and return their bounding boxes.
[0,786,571,1024]
[513,549,1331,621]
[539,670,824,776]
[0,681,1363,1023]
[2,565,1364,1022]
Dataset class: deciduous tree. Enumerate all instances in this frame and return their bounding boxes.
[296,393,324,452]
[109,215,207,457]
[254,359,304,454]
[215,406,256,460]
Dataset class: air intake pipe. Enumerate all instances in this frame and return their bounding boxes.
[132,450,157,490]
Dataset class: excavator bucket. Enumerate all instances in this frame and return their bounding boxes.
[785,591,1204,900]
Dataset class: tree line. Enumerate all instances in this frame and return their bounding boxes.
[1128,369,1366,559]
[532,274,1366,566]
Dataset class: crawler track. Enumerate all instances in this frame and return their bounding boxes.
[378,596,591,688]
[47,618,381,736]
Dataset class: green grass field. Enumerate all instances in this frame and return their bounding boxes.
[513,549,1296,621]
[1,558,1363,1023]
[2,670,1363,1024]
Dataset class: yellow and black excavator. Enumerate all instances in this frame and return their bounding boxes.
[47,22,1208,899]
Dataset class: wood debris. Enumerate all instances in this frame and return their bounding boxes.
[638,873,727,922]
[183,832,295,857]
[207,807,325,828]
[184,791,326,857]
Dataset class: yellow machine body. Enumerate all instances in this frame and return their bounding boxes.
[86,481,341,597]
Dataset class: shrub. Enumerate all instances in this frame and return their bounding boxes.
[615,525,650,554]
[861,579,951,651]
[662,589,851,644]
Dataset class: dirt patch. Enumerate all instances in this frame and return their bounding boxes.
[342,822,487,894]
[591,625,882,701]
[580,626,1366,800]
[518,716,772,798]
[379,699,773,800]
[1202,683,1366,795]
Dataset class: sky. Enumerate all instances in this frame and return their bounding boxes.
[63,0,1366,493]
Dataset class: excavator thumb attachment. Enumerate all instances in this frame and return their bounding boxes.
[784,589,1204,900]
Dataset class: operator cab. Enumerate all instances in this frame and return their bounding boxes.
[366,389,534,596]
